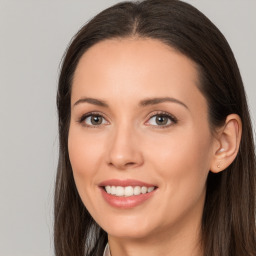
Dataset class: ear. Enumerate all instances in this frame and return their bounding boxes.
[210,114,242,173]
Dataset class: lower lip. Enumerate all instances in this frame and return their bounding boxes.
[100,188,157,209]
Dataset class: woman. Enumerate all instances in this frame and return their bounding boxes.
[54,0,256,255]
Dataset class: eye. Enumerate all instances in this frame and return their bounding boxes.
[79,113,108,127]
[146,112,177,127]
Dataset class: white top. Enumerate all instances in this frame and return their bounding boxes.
[103,243,111,256]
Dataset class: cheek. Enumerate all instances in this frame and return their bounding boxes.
[68,127,104,179]
[145,127,212,201]
[68,126,107,215]
[142,129,211,229]
[147,126,211,168]
[67,126,109,214]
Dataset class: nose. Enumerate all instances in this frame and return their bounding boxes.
[106,124,144,170]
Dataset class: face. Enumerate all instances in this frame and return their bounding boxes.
[68,38,216,241]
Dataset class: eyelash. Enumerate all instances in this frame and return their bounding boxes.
[77,111,109,128]
[77,111,178,129]
[146,111,178,129]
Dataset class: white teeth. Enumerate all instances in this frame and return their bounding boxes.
[104,185,155,197]
[124,186,133,197]
[147,187,154,193]
[110,186,116,195]
[134,186,141,195]
[141,186,147,194]
[105,186,111,194]
[116,186,124,196]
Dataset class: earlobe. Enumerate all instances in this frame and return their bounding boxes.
[210,114,242,173]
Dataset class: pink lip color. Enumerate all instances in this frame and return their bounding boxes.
[99,179,157,209]
[99,179,156,187]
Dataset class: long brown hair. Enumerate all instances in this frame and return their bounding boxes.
[55,0,256,255]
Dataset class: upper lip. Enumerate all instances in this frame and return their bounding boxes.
[99,179,157,187]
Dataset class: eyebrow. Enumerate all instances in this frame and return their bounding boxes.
[139,97,188,109]
[73,97,188,109]
[73,97,108,108]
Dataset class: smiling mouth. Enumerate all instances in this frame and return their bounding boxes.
[103,185,157,197]
[99,179,158,208]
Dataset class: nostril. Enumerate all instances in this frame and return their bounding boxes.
[107,162,135,169]
[125,162,136,167]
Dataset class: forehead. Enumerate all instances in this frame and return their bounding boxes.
[71,38,205,112]
[73,38,199,85]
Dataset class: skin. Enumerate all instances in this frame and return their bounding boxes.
[68,38,241,256]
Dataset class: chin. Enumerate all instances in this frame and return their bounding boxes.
[98,214,156,239]
[107,226,152,240]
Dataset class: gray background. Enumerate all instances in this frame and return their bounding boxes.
[0,1,255,255]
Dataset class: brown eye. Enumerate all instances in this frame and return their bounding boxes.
[155,115,169,125]
[82,114,108,127]
[91,115,103,125]
[147,113,177,127]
